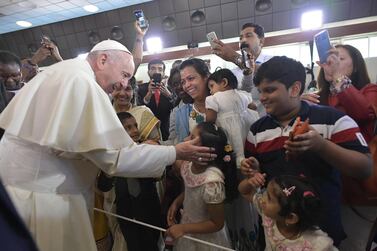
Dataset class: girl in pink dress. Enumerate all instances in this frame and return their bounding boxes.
[239,174,338,251]
[166,122,238,250]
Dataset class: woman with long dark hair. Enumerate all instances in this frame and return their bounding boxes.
[316,44,377,251]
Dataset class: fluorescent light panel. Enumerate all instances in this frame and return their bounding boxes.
[146,37,163,53]
[301,10,323,30]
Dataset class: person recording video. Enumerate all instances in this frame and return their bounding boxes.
[137,59,175,140]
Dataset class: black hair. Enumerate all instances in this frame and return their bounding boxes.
[271,175,322,232]
[207,68,238,89]
[168,66,193,106]
[172,59,183,69]
[179,58,210,79]
[196,122,238,202]
[241,23,265,39]
[0,50,21,68]
[117,112,135,124]
[179,58,211,100]
[148,59,165,72]
[167,67,180,89]
[254,56,306,95]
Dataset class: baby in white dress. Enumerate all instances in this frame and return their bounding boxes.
[205,69,259,167]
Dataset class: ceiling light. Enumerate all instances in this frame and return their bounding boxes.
[110,26,124,41]
[162,16,176,31]
[83,5,99,13]
[28,43,38,54]
[255,0,272,12]
[190,10,205,24]
[16,20,32,27]
[146,37,162,53]
[88,31,100,45]
[301,10,323,30]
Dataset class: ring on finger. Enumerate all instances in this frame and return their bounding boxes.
[198,157,203,162]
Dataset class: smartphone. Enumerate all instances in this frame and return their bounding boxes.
[152,73,162,86]
[314,30,332,64]
[40,35,51,45]
[134,10,148,29]
[206,31,218,48]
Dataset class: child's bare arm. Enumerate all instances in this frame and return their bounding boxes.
[205,109,217,123]
[167,192,184,226]
[166,203,224,240]
[238,173,266,202]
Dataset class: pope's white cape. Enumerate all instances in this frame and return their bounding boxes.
[0,58,131,152]
[0,58,176,251]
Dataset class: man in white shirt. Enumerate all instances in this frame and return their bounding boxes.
[0,40,214,251]
[212,23,272,115]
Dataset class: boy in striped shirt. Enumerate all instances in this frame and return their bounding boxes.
[241,56,372,246]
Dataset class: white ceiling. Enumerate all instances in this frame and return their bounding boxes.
[0,0,152,34]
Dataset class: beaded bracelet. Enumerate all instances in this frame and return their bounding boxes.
[330,76,352,95]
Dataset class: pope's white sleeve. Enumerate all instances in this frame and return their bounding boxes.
[82,143,176,178]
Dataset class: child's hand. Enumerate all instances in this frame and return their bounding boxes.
[284,125,325,154]
[167,202,179,226]
[248,173,266,188]
[166,224,185,240]
[240,157,259,177]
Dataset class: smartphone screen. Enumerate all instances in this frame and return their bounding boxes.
[152,73,162,84]
[134,10,148,29]
[314,30,332,64]
[206,32,218,48]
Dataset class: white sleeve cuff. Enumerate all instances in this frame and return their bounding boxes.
[83,144,176,178]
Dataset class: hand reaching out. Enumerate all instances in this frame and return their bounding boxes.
[134,21,148,37]
[211,39,239,62]
[240,157,260,177]
[247,172,266,188]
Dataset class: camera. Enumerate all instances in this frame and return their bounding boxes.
[152,73,162,87]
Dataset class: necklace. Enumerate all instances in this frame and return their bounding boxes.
[190,104,205,123]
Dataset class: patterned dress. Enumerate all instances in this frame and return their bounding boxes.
[174,162,231,251]
[253,194,338,251]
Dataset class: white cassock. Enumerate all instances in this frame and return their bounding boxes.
[0,58,176,251]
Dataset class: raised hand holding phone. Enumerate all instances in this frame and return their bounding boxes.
[134,10,149,30]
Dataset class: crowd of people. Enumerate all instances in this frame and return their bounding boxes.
[0,18,376,251]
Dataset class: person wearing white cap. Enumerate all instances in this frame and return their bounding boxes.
[0,40,214,251]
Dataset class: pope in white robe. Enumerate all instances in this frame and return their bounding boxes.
[0,40,213,251]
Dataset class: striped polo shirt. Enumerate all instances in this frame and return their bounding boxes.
[244,101,369,245]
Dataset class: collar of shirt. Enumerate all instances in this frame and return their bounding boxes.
[267,101,310,127]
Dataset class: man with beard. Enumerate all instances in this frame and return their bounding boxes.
[211,23,272,116]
